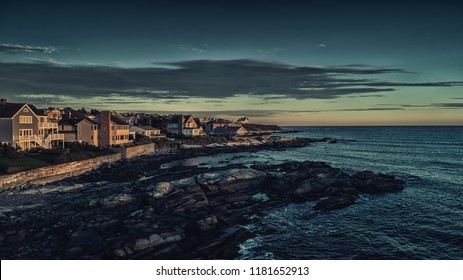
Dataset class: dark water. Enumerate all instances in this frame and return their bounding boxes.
[169,126,463,259]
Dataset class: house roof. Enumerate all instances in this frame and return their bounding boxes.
[58,118,98,126]
[169,115,187,123]
[138,126,159,130]
[93,115,130,126]
[206,119,232,125]
[213,126,246,133]
[0,102,43,118]
[111,115,130,125]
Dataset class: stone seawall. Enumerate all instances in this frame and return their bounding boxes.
[121,143,155,159]
[0,143,156,190]
[0,153,122,190]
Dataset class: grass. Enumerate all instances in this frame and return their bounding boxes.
[0,156,53,174]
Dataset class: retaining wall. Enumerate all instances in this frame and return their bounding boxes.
[0,153,122,190]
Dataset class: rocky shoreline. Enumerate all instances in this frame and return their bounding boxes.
[0,137,405,259]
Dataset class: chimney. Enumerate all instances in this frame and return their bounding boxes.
[0,99,6,105]
[99,111,112,147]
[178,114,183,135]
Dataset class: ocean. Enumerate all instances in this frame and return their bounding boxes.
[167,126,463,259]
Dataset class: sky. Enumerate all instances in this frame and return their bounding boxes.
[0,0,462,125]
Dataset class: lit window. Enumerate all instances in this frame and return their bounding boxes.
[19,116,32,124]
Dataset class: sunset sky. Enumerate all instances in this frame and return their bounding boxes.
[1,0,462,125]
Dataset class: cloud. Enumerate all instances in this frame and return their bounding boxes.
[0,59,461,106]
[318,43,327,48]
[258,48,282,54]
[125,107,405,118]
[23,56,67,66]
[0,43,60,54]
[172,44,206,53]
[432,103,463,108]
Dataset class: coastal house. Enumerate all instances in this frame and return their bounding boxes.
[204,119,233,134]
[120,116,136,126]
[210,125,248,136]
[167,115,204,137]
[43,108,62,122]
[129,125,164,139]
[0,99,64,150]
[58,118,99,146]
[94,111,132,147]
[236,116,250,124]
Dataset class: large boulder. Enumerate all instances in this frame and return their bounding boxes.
[196,168,266,186]
[314,195,356,211]
[293,180,329,199]
[352,171,405,194]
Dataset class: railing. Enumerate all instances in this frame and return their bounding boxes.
[13,135,39,142]
[38,122,59,129]
[44,134,64,147]
[46,134,64,140]
[13,133,64,148]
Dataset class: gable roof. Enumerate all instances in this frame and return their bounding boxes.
[0,102,43,118]
[111,115,130,125]
[169,114,199,127]
[93,114,130,126]
[58,118,98,126]
[213,126,246,133]
[138,126,159,130]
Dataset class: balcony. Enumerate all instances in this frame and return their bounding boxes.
[39,122,59,129]
[13,135,39,142]
[46,134,64,141]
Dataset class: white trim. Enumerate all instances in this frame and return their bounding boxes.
[11,104,40,121]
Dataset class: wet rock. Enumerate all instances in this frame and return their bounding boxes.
[314,195,356,211]
[196,228,255,259]
[133,238,151,251]
[132,232,183,252]
[352,171,405,194]
[5,234,25,243]
[66,246,83,256]
[293,180,328,199]
[197,216,219,231]
[0,146,407,260]
[197,169,266,186]
[5,229,16,236]
[152,182,173,198]
[100,193,134,208]
[113,248,126,258]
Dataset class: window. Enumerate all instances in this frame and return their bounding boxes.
[91,136,93,140]
[19,129,33,136]
[19,116,33,124]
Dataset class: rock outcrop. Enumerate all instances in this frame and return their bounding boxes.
[0,155,405,260]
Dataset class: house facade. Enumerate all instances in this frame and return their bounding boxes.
[44,108,62,122]
[205,119,233,134]
[0,99,64,150]
[94,112,132,146]
[236,117,250,124]
[58,118,99,146]
[210,125,248,136]
[129,126,163,138]
[167,115,203,137]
